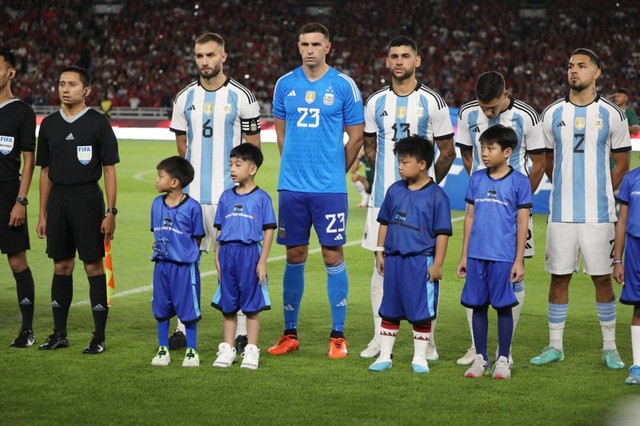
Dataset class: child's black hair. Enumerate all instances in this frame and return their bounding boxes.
[156,156,195,188]
[393,135,434,169]
[230,143,263,168]
[479,124,518,151]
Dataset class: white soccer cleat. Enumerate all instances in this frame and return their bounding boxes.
[457,345,477,366]
[213,342,237,368]
[359,338,381,359]
[241,344,260,370]
[182,348,200,367]
[425,340,439,361]
[411,356,430,374]
[151,345,171,366]
[492,356,512,379]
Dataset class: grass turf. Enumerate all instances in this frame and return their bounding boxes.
[0,141,639,425]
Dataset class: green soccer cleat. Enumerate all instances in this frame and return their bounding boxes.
[602,349,624,370]
[530,347,564,366]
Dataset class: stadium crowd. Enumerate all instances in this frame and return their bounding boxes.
[2,0,639,114]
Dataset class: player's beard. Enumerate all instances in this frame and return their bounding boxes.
[200,64,222,80]
[393,68,414,83]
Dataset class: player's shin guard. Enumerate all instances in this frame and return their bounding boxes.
[14,267,35,331]
[548,303,568,351]
[472,308,489,361]
[283,262,305,332]
[158,321,170,347]
[235,311,247,337]
[380,320,399,359]
[89,274,109,341]
[632,325,640,366]
[596,300,617,351]
[51,274,73,336]
[413,322,431,359]
[327,261,348,334]
[513,281,525,333]
[497,307,513,359]
[370,267,383,339]
[185,322,197,350]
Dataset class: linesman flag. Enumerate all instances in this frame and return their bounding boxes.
[105,240,115,307]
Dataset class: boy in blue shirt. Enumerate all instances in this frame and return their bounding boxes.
[368,135,452,374]
[150,156,205,367]
[457,124,532,379]
[613,166,640,385]
[211,144,276,370]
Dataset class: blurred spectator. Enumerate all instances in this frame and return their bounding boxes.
[609,88,639,136]
[1,0,639,114]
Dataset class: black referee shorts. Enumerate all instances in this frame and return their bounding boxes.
[46,182,105,262]
[0,180,30,255]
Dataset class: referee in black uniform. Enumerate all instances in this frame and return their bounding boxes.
[0,49,37,349]
[36,66,119,354]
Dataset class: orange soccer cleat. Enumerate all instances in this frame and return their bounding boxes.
[328,337,348,359]
[267,334,299,355]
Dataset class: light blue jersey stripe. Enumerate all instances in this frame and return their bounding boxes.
[468,110,481,173]
[510,114,525,172]
[572,106,587,221]
[551,107,564,222]
[190,263,201,318]
[199,90,216,204]
[597,106,610,222]
[185,90,196,196]
[223,91,239,192]
[374,95,388,206]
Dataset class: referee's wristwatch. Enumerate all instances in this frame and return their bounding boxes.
[106,207,118,216]
[16,196,28,206]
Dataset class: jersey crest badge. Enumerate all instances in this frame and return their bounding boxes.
[0,135,14,155]
[323,93,334,106]
[574,117,585,130]
[396,107,407,119]
[224,104,232,114]
[594,118,603,130]
[415,107,424,118]
[77,146,92,165]
[305,91,316,104]
[204,102,214,115]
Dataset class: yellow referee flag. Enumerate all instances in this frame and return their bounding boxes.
[105,240,115,307]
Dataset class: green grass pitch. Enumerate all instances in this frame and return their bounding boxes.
[0,141,639,425]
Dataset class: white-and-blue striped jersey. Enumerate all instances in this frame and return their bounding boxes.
[542,95,631,223]
[456,97,544,174]
[170,78,261,204]
[364,83,453,208]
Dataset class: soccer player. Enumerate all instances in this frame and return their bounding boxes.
[36,65,119,354]
[455,71,546,365]
[211,144,276,370]
[359,36,455,360]
[267,22,364,359]
[609,88,639,136]
[530,48,631,369]
[612,166,640,385]
[367,136,451,374]
[150,156,205,367]
[457,125,532,380]
[170,32,261,354]
[0,49,37,348]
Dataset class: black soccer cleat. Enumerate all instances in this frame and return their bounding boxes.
[38,330,69,350]
[235,335,248,356]
[168,330,187,350]
[9,329,35,349]
[83,334,106,355]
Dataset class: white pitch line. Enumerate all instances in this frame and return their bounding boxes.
[0,216,464,323]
